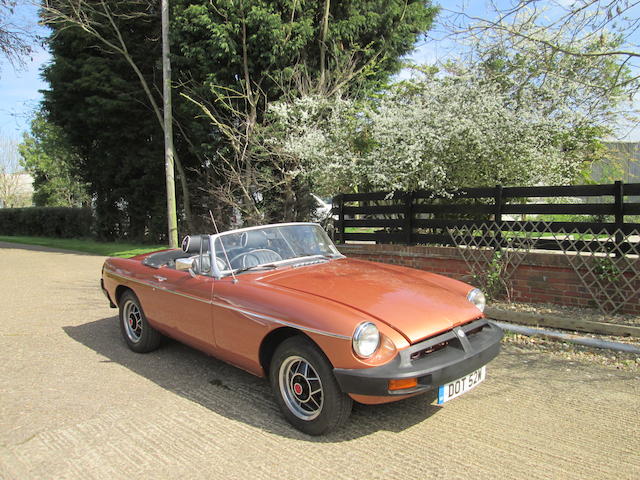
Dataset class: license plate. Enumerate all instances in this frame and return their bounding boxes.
[437,366,486,404]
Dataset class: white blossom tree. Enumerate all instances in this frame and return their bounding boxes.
[267,71,594,196]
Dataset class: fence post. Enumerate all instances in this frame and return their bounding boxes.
[336,194,345,244]
[614,180,624,251]
[494,184,503,250]
[404,191,414,245]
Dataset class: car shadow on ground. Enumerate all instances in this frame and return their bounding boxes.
[64,316,442,442]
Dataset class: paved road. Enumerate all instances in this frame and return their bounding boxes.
[0,242,638,480]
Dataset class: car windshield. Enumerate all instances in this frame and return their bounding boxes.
[212,223,341,275]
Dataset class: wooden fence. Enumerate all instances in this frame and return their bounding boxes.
[332,181,640,251]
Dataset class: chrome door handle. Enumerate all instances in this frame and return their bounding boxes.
[153,275,167,282]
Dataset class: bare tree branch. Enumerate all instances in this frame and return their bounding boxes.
[0,0,35,71]
[437,0,640,134]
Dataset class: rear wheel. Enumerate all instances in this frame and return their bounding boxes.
[118,290,162,353]
[270,336,352,435]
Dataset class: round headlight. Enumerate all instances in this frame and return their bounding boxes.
[352,322,380,358]
[467,288,486,312]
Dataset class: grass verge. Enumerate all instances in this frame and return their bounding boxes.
[0,235,166,258]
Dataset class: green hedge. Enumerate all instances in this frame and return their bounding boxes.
[0,207,93,238]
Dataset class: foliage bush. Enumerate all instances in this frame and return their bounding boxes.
[0,207,93,238]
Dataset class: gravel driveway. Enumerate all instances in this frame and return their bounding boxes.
[1,242,638,479]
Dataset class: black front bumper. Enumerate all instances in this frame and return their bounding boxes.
[334,318,503,396]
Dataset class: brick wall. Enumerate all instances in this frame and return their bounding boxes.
[336,243,640,314]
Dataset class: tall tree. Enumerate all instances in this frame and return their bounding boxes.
[172,0,437,103]
[42,1,174,240]
[41,0,193,232]
[171,0,438,224]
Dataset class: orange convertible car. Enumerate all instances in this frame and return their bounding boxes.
[101,222,502,435]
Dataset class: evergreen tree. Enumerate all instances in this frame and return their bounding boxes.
[43,2,174,240]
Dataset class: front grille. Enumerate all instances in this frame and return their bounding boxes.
[410,339,449,361]
[403,318,488,364]
[465,323,486,337]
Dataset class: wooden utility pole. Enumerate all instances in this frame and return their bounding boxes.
[319,0,330,88]
[161,0,178,248]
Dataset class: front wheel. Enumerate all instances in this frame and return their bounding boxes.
[118,290,162,353]
[270,336,352,435]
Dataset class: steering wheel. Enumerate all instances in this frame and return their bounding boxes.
[215,256,229,271]
[229,249,283,269]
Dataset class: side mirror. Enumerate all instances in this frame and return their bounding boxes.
[175,258,194,272]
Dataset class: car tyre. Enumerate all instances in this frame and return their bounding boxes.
[270,336,352,435]
[118,290,162,353]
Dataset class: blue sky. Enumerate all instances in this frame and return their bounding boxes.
[0,1,48,140]
[1,1,638,144]
[0,46,48,140]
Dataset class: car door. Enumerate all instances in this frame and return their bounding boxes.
[149,259,216,355]
[209,275,270,376]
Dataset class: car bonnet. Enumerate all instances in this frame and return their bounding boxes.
[261,258,482,344]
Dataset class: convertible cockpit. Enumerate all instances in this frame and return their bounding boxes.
[143,223,342,277]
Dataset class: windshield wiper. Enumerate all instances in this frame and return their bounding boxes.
[232,263,279,275]
[290,254,337,268]
[299,253,338,260]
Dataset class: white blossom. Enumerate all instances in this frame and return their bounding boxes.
[265,72,591,195]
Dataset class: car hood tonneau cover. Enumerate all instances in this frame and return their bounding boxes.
[263,258,482,344]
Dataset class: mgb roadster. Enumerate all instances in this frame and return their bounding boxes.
[101,222,502,435]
